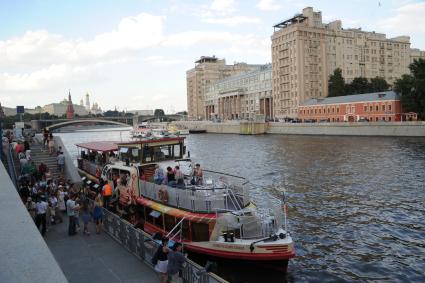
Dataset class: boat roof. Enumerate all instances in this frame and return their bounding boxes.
[76,141,119,152]
[118,136,185,146]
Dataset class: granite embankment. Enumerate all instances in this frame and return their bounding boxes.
[173,121,425,136]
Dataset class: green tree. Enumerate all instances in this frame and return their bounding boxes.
[370,77,390,92]
[394,58,425,119]
[154,109,165,118]
[347,77,370,95]
[328,68,345,97]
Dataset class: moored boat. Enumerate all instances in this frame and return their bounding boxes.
[76,136,295,268]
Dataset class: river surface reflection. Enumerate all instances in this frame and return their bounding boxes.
[57,129,425,283]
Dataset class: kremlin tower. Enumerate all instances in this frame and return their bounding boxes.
[66,91,75,119]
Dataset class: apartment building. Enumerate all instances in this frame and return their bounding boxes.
[186,56,261,120]
[204,64,272,120]
[271,7,413,118]
[410,48,425,64]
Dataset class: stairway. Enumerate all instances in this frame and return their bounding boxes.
[29,142,62,180]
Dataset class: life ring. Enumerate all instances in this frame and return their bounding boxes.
[95,167,101,177]
[158,187,169,204]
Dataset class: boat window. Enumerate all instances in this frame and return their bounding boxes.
[142,143,183,163]
[191,222,210,241]
[164,215,176,232]
[182,220,190,240]
[120,147,140,163]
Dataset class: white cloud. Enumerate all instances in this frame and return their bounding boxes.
[0,13,165,69]
[378,2,425,33]
[143,55,184,66]
[210,0,236,12]
[256,0,281,11]
[202,16,261,26]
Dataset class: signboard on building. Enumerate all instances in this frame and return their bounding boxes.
[16,106,25,114]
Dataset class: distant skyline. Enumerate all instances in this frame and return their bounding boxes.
[1,0,424,112]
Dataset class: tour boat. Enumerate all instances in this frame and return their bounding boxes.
[131,123,151,138]
[76,136,295,269]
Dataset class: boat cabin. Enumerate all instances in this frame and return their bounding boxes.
[76,141,119,178]
[117,137,186,164]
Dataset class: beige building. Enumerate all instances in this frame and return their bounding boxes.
[410,48,425,64]
[204,64,273,120]
[186,56,261,120]
[271,7,414,118]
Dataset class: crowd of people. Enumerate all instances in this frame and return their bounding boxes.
[2,130,104,238]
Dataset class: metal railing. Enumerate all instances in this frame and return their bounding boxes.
[140,181,245,213]
[100,206,228,283]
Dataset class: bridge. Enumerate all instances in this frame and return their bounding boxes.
[31,114,187,132]
[44,119,130,132]
[31,118,132,132]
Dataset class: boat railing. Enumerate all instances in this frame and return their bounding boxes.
[139,180,246,213]
[97,203,228,283]
[77,158,103,177]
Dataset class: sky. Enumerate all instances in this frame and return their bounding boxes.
[1,0,424,113]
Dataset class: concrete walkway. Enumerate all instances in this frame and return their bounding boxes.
[45,217,158,283]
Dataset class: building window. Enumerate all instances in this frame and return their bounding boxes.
[376,117,378,121]
[388,104,392,111]
[382,105,386,111]
[364,105,367,112]
[370,105,373,112]
[337,107,340,113]
[376,105,379,111]
[389,117,392,121]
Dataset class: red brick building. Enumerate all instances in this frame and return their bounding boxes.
[298,91,403,122]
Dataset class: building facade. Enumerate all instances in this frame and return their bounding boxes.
[298,91,402,122]
[43,99,88,116]
[410,48,425,64]
[271,7,413,118]
[186,56,261,120]
[204,64,272,120]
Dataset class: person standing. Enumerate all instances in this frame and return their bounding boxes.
[167,243,187,283]
[193,163,203,185]
[102,181,112,209]
[93,193,103,234]
[152,237,170,283]
[42,128,49,150]
[81,199,91,235]
[26,197,36,220]
[57,151,65,176]
[48,133,55,155]
[66,194,78,236]
[35,196,48,236]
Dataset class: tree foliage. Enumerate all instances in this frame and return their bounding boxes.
[394,58,425,119]
[154,109,165,118]
[328,68,345,97]
[328,69,390,97]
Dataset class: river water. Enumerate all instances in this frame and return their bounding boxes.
[56,128,425,283]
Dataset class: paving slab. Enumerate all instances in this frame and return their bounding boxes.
[45,217,158,283]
